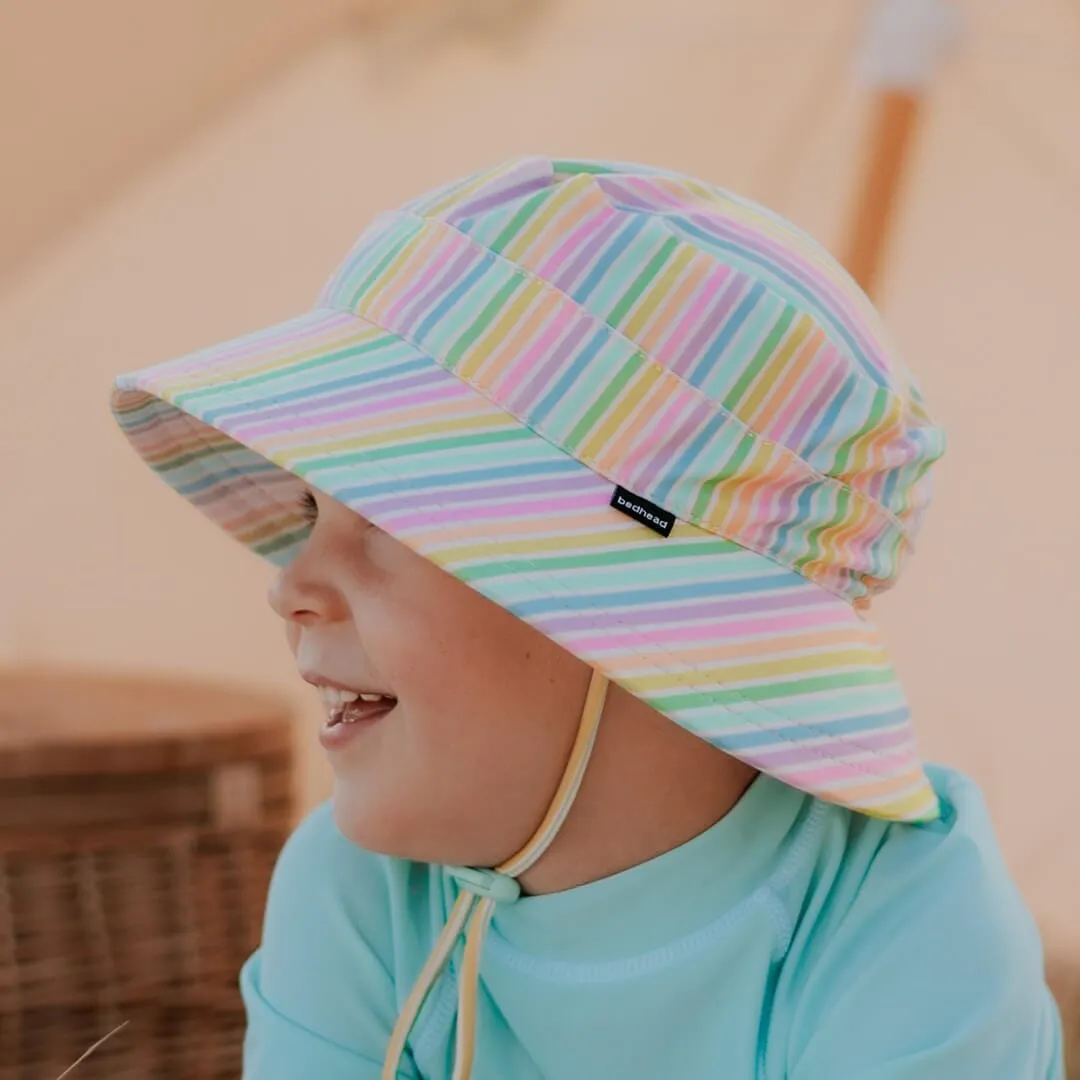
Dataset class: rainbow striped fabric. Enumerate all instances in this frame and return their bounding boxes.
[113,157,946,822]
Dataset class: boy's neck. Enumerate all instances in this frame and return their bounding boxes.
[517,681,759,896]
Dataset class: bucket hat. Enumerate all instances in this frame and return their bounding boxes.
[112,155,945,824]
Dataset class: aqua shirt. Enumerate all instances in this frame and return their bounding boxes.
[240,765,1064,1078]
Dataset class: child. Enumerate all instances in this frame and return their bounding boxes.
[112,157,1064,1079]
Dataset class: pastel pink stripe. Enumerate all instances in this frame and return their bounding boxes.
[565,603,856,653]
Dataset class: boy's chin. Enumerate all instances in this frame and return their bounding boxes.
[329,782,505,867]
[329,781,438,862]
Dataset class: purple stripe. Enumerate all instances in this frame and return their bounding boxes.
[550,214,624,292]
[444,176,552,223]
[382,233,464,325]
[214,367,449,429]
[669,271,749,380]
[787,357,847,448]
[360,471,602,515]
[393,244,483,336]
[383,490,600,530]
[686,212,884,370]
[228,380,470,440]
[592,177,658,212]
[505,315,594,413]
[627,397,713,491]
[752,726,913,768]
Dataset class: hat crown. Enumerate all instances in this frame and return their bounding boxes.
[317,157,944,602]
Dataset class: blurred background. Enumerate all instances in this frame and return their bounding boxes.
[1,0,1078,1074]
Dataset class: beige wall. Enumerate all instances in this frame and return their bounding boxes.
[0,0,375,284]
[1,0,1077,942]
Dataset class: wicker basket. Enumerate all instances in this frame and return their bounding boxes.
[0,669,296,1080]
[1048,953,1079,1080]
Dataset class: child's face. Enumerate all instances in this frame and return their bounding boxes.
[268,490,592,866]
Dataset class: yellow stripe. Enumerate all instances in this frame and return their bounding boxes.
[364,226,446,323]
[426,164,510,217]
[357,226,435,311]
[866,782,940,822]
[155,324,382,395]
[704,439,777,527]
[577,362,665,462]
[469,290,563,389]
[503,177,585,262]
[625,646,891,693]
[738,312,814,420]
[427,524,670,564]
[456,277,545,380]
[598,627,880,673]
[274,411,516,466]
[831,771,939,821]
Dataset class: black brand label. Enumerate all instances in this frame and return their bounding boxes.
[610,485,675,537]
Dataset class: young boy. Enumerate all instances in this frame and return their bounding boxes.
[112,157,1064,1079]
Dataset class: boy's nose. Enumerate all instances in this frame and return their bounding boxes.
[267,562,337,626]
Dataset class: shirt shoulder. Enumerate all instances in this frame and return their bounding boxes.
[240,802,440,1078]
[773,765,1063,1079]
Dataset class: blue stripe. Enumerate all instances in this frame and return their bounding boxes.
[651,409,729,504]
[717,707,910,750]
[334,457,581,500]
[173,459,282,497]
[198,356,431,424]
[879,468,899,511]
[412,251,498,343]
[684,280,765,390]
[530,325,611,426]
[572,215,648,303]
[801,373,857,459]
[770,483,816,563]
[671,217,886,387]
[510,572,793,617]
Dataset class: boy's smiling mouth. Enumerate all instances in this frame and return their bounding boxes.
[302,674,398,749]
[319,686,397,726]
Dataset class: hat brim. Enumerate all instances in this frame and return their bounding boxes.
[113,306,937,822]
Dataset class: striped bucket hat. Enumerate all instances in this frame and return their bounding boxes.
[113,156,945,823]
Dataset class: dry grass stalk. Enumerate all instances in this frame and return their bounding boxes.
[53,1021,129,1080]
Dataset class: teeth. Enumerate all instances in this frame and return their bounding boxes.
[318,686,394,710]
[318,687,359,708]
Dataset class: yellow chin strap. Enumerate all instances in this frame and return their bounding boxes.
[381,668,609,1080]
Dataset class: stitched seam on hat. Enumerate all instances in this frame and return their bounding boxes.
[314,289,882,605]
[386,209,913,544]
[124,377,926,798]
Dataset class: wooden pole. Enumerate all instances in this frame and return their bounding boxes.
[841,88,922,298]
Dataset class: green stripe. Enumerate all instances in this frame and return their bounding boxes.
[551,160,618,175]
[256,525,311,560]
[793,486,850,575]
[299,426,532,472]
[649,666,895,712]
[157,442,233,474]
[171,335,399,409]
[563,351,646,452]
[346,222,425,309]
[607,236,680,328]
[444,271,528,370]
[830,385,888,477]
[490,188,555,254]
[689,431,756,519]
[457,536,742,583]
[722,304,796,412]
